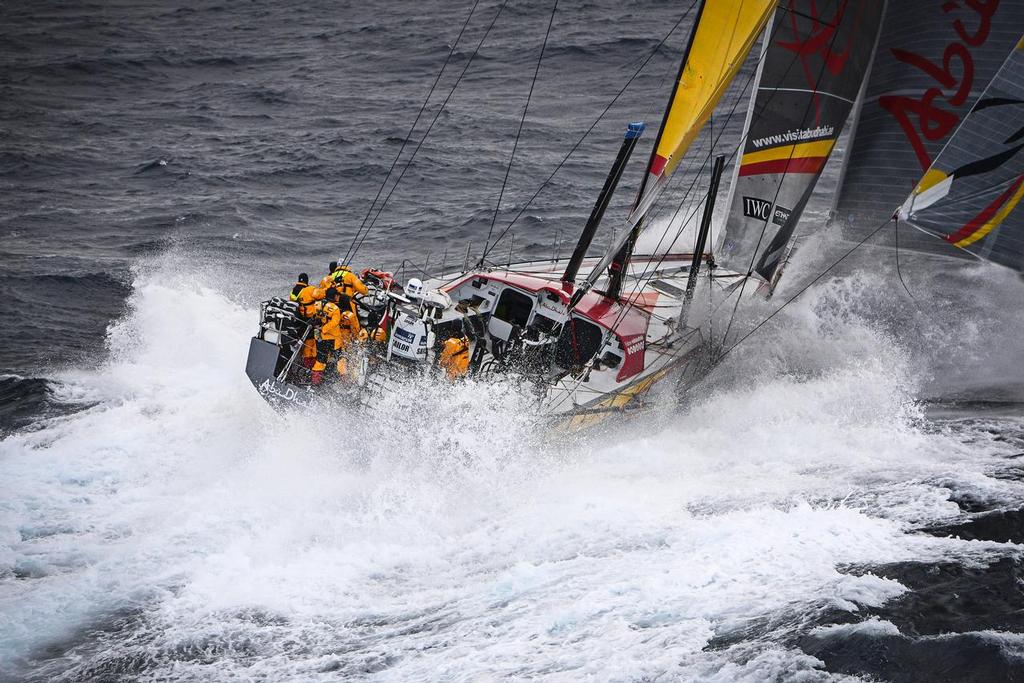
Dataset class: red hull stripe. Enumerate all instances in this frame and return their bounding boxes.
[945,174,1024,244]
[738,156,827,177]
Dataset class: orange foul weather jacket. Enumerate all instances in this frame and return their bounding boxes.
[438,336,471,380]
[296,284,325,318]
[315,302,365,375]
[321,268,369,314]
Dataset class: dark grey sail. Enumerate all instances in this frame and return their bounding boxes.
[717,0,884,289]
[899,36,1024,271]
[831,1,1024,253]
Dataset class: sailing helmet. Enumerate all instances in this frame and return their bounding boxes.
[406,278,424,300]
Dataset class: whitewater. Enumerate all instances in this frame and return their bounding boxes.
[2,249,1023,682]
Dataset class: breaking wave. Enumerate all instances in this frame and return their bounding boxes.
[2,253,1024,681]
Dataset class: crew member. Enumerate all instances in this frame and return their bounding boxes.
[330,263,369,315]
[319,262,339,290]
[290,273,309,302]
[336,294,367,347]
[438,335,471,380]
[295,279,325,319]
[293,278,325,370]
[312,289,344,385]
[330,294,367,381]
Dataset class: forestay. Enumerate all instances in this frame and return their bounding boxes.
[831,1,1024,253]
[717,0,884,288]
[900,35,1024,272]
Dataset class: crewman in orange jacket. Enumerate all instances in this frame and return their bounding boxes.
[312,290,344,385]
[312,292,367,384]
[287,273,319,368]
[319,261,339,290]
[290,273,309,302]
[326,264,368,315]
[296,281,325,319]
[438,335,471,380]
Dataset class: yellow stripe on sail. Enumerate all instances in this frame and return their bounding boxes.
[954,179,1024,248]
[912,168,949,196]
[740,139,835,165]
[655,0,777,178]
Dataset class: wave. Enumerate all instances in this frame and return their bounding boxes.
[1,253,1023,680]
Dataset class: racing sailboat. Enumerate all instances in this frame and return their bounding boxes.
[245,0,1024,430]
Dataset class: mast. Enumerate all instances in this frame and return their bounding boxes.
[604,0,707,302]
[563,122,646,284]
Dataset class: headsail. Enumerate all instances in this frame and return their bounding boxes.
[628,0,777,225]
[716,0,884,288]
[831,1,1024,252]
[582,0,777,302]
[899,36,1024,271]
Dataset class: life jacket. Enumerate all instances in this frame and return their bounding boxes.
[290,282,306,302]
[296,284,325,318]
[333,268,368,303]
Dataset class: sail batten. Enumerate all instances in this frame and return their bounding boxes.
[716,0,884,287]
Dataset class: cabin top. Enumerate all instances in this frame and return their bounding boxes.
[445,270,652,381]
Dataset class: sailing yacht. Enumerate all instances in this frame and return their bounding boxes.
[245,0,1024,430]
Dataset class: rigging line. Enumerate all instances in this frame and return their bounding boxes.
[343,0,483,265]
[714,217,892,365]
[893,216,921,303]
[476,0,700,264]
[348,0,510,264]
[719,9,848,349]
[478,0,559,266]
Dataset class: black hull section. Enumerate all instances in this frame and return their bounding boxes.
[245,337,314,408]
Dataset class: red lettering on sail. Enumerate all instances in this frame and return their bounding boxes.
[881,0,998,170]
[951,0,997,47]
[878,93,961,170]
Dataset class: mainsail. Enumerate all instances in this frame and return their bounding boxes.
[831,1,1024,252]
[628,0,777,225]
[899,36,1024,271]
[716,0,884,287]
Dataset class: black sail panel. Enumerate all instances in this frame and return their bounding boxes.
[717,0,884,288]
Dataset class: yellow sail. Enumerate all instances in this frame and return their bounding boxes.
[652,0,776,179]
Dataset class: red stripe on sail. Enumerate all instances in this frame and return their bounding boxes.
[944,174,1024,244]
[738,156,827,176]
[649,154,669,177]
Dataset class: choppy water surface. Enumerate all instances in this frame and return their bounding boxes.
[3,1,1024,681]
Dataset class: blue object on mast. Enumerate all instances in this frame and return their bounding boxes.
[625,122,646,140]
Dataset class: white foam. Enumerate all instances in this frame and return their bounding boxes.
[2,252,1024,680]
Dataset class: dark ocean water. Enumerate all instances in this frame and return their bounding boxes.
[3,1,1024,681]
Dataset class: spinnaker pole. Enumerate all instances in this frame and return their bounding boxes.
[563,122,646,284]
